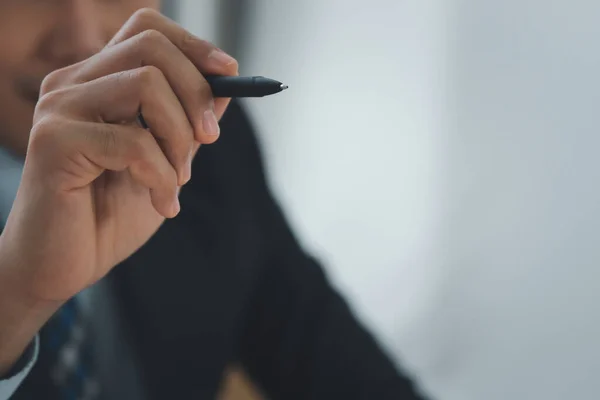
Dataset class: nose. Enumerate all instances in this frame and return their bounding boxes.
[39,0,107,68]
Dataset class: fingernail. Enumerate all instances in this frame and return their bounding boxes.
[182,148,193,184]
[203,109,220,136]
[172,196,181,217]
[208,49,237,68]
[180,162,191,185]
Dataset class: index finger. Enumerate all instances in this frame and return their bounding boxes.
[108,8,238,117]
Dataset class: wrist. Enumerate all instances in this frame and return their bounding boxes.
[0,242,61,375]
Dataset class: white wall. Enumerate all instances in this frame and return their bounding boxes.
[179,1,600,399]
[433,1,600,399]
[176,0,219,42]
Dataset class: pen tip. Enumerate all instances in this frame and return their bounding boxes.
[280,84,289,91]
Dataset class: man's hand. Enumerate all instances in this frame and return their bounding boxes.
[0,8,238,373]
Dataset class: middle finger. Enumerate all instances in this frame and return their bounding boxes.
[68,30,219,144]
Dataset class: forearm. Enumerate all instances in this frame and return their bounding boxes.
[0,240,60,375]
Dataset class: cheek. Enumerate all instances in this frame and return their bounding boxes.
[0,37,31,73]
[0,16,44,105]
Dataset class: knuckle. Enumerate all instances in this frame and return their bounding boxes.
[134,29,170,62]
[29,116,65,151]
[135,65,164,86]
[131,7,160,27]
[40,69,66,95]
[137,28,169,49]
[36,88,68,113]
[130,65,165,96]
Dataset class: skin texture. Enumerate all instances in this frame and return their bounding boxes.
[0,1,239,374]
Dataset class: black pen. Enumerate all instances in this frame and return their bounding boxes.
[205,75,288,98]
[138,75,287,129]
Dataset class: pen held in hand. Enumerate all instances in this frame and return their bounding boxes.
[138,75,288,129]
[205,75,288,98]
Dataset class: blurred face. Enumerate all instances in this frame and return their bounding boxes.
[0,0,161,155]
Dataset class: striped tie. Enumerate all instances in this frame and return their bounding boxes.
[40,297,101,400]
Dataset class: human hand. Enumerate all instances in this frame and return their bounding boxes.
[0,5,237,317]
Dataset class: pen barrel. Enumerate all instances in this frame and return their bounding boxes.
[205,76,283,98]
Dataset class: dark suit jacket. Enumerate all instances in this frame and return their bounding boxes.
[13,101,423,399]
